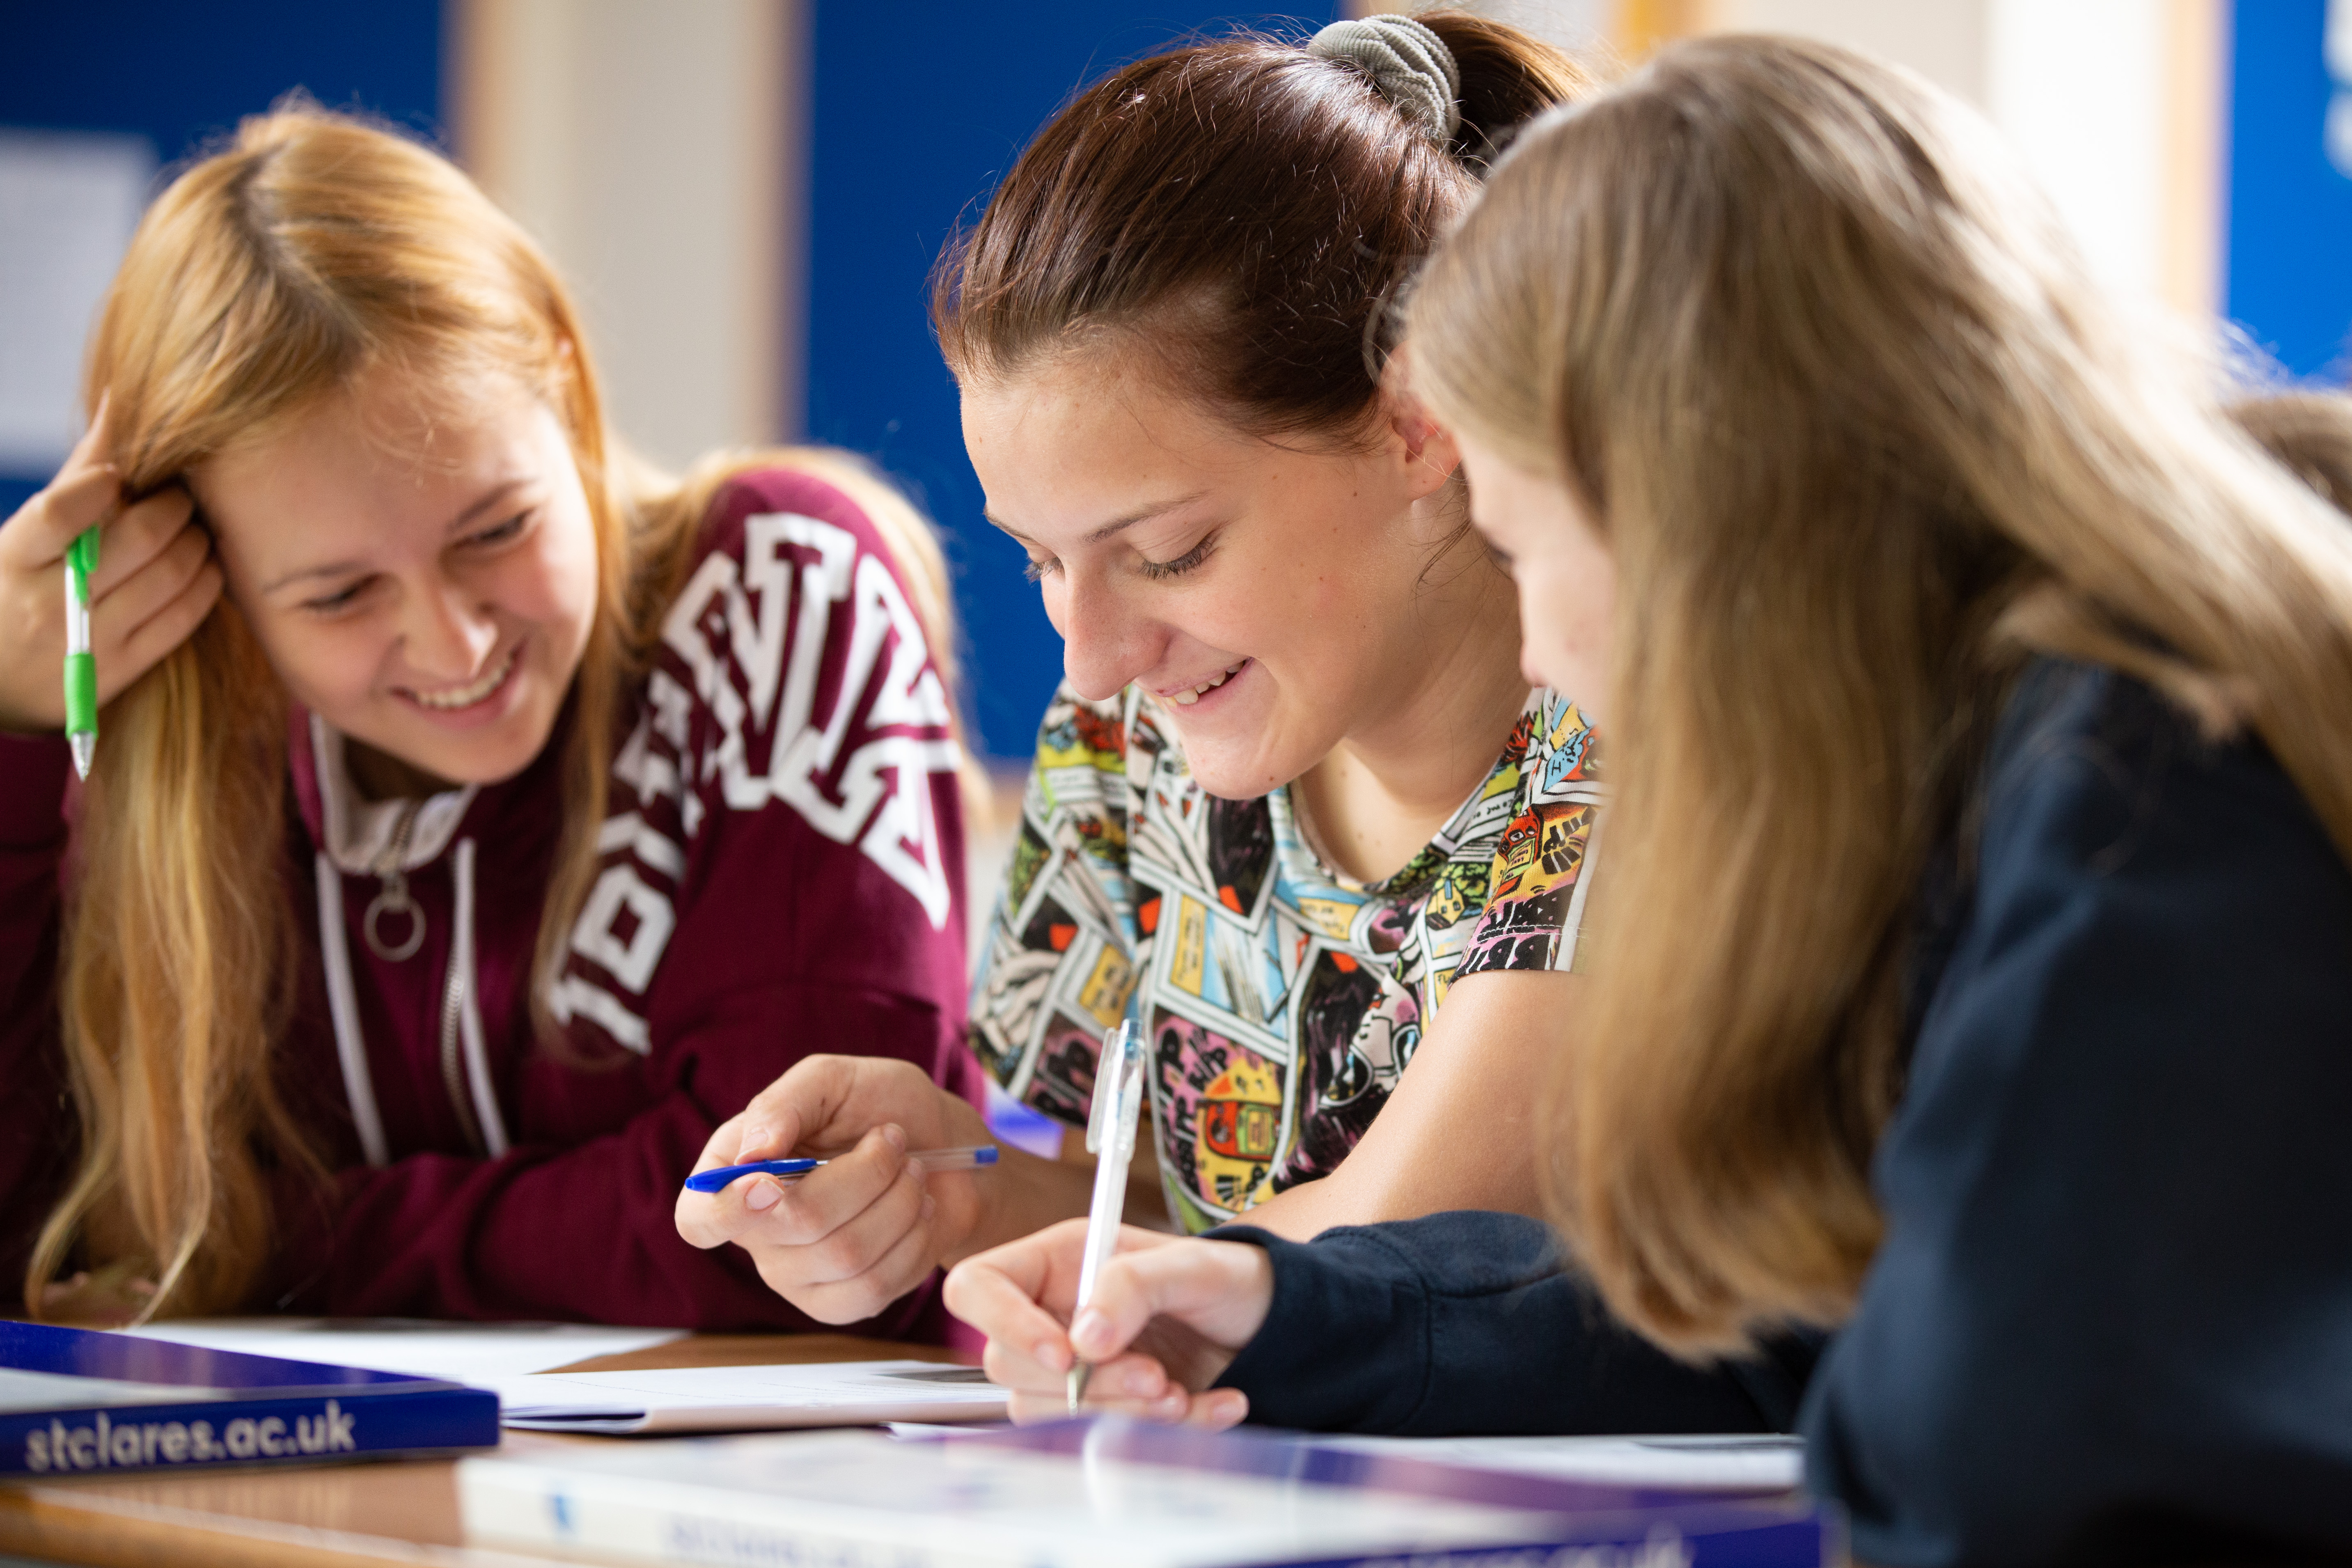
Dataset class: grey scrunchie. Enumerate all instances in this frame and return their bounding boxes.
[1307,14,1463,143]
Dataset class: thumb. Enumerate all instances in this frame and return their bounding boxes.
[1068,1236,1273,1362]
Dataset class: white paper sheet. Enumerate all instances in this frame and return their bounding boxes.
[495,1360,1008,1433]
[1316,1432,1804,1491]
[124,1317,686,1387]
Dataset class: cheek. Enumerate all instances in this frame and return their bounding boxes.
[1512,559,1602,692]
[1214,540,1339,661]
[1037,574,1071,638]
[520,509,602,634]
[248,616,390,716]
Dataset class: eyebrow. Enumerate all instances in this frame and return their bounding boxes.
[984,489,1210,548]
[259,479,534,595]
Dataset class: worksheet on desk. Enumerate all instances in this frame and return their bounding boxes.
[495,1360,1008,1433]
[123,1318,686,1386]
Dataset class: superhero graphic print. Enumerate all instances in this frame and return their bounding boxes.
[970,683,1602,1232]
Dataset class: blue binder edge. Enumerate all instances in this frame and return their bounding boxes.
[2,1319,501,1475]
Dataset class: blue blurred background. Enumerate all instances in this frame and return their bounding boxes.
[1,0,2341,765]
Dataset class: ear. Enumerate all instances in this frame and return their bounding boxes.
[1382,381,1462,503]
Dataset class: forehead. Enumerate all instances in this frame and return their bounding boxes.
[197,371,550,540]
[959,348,1306,523]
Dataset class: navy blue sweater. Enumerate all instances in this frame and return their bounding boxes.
[1212,663,2352,1565]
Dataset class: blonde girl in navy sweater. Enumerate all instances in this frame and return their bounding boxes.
[945,35,2352,1564]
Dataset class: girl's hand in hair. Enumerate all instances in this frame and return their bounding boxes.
[0,401,222,734]
[677,1055,1096,1326]
[942,1220,1265,1427]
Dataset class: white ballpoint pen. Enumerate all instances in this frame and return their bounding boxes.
[1067,1017,1146,1413]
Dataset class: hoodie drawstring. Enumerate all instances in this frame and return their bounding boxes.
[319,838,507,1164]
[317,851,392,1169]
[447,838,509,1158]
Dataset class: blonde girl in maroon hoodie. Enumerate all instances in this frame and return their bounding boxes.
[0,106,979,1332]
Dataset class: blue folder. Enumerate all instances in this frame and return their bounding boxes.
[1,1319,499,1475]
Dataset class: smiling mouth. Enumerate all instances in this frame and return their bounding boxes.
[1167,660,1247,707]
[405,645,519,711]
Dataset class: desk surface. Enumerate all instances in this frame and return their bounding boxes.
[0,1332,969,1568]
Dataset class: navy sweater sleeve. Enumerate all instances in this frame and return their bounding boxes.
[1804,665,2352,1566]
[1207,1211,1817,1436]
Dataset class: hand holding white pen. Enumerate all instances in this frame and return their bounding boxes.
[1068,1018,1147,1412]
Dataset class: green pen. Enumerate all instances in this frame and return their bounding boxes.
[63,526,97,778]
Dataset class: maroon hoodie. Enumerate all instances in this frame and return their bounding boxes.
[0,467,979,1334]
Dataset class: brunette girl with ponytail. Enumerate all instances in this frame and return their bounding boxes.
[687,11,1809,1435]
[0,105,980,1332]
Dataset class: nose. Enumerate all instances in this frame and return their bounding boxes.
[1053,566,1166,705]
[401,572,498,682]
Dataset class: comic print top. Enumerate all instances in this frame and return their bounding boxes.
[971,682,1601,1233]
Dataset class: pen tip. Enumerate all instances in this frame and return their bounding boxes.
[70,734,93,778]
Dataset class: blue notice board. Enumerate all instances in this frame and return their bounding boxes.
[0,0,444,516]
[2229,0,2352,380]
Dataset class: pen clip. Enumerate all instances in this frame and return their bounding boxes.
[1085,1019,1140,1157]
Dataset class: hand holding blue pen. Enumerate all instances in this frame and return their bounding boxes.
[684,1144,998,1194]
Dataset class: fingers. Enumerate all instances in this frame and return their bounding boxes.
[944,1220,1091,1376]
[682,1119,908,1251]
[747,1126,919,1263]
[774,1174,942,1325]
[946,1221,1240,1409]
[729,1055,986,1171]
[731,1072,818,1163]
[676,1113,757,1248]
[1063,1237,1275,1365]
[84,485,195,601]
[92,519,220,700]
[1000,1352,1187,1423]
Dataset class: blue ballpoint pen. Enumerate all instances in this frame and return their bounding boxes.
[683,1144,998,1194]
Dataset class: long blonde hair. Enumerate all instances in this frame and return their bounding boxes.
[35,105,967,1320]
[1409,36,2352,1354]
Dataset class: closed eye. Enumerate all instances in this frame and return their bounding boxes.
[1137,534,1215,581]
[1022,553,1060,582]
[300,576,375,615]
[465,510,532,549]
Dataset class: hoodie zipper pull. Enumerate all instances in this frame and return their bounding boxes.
[362,799,426,962]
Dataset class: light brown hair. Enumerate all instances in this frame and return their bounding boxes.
[37,105,965,1320]
[2231,391,2352,518]
[1410,36,2352,1353]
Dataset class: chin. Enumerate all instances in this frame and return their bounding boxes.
[435,720,557,786]
[366,702,560,790]
[1171,738,1301,802]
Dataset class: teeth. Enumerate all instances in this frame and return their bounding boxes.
[1170,661,1245,707]
[411,647,516,710]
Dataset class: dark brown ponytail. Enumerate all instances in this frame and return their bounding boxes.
[933,12,1595,440]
